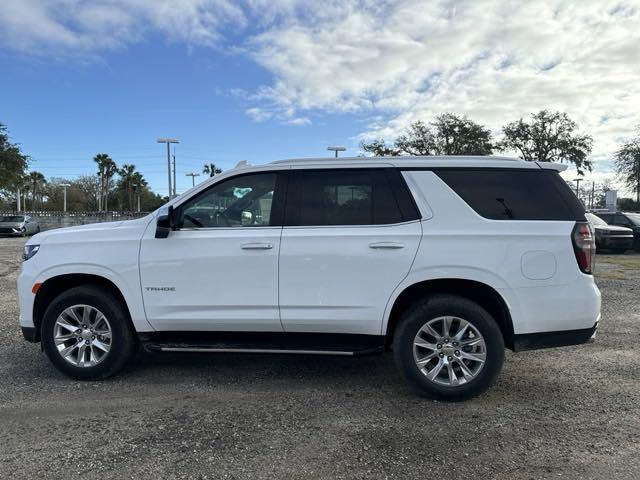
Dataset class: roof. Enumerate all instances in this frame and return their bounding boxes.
[269,155,567,171]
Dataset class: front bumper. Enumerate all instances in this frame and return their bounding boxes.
[513,319,598,352]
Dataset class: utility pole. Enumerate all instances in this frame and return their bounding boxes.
[60,183,71,212]
[16,188,21,212]
[157,138,179,199]
[172,147,177,197]
[186,172,200,187]
[327,146,346,158]
[573,178,583,198]
[132,183,141,212]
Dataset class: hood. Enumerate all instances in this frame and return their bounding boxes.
[593,224,633,233]
[27,215,154,246]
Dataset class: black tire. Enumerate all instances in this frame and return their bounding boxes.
[393,294,504,401]
[41,286,136,380]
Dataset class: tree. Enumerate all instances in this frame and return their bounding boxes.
[500,110,593,175]
[28,171,46,210]
[116,165,147,211]
[614,126,640,204]
[361,114,494,157]
[203,163,222,177]
[0,123,29,202]
[94,153,117,211]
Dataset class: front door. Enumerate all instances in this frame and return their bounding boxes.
[139,171,285,332]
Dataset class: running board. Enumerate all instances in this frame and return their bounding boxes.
[139,331,385,357]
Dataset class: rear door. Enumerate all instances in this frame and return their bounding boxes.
[278,168,422,335]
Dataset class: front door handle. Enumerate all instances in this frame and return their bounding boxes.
[241,243,274,250]
[369,242,405,249]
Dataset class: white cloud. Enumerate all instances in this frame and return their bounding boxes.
[2,0,640,189]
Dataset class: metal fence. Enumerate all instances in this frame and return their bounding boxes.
[0,211,150,232]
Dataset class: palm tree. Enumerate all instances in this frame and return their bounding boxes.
[94,153,117,211]
[203,163,222,177]
[28,171,46,210]
[118,164,137,211]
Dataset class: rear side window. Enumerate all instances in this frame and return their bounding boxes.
[434,169,585,221]
[285,169,408,226]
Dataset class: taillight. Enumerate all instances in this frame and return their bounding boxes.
[572,222,595,274]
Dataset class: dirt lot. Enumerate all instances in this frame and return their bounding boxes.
[0,236,638,479]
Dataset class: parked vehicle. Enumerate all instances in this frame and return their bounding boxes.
[595,212,640,251]
[17,156,601,401]
[0,215,40,236]
[585,213,634,253]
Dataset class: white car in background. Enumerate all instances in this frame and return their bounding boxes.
[17,156,601,401]
[0,215,40,236]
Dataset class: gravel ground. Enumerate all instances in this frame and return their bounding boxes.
[0,236,638,479]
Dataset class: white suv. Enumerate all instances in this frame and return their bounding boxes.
[17,156,601,400]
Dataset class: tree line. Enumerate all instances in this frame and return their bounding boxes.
[360,110,640,206]
[2,111,640,210]
[0,124,166,212]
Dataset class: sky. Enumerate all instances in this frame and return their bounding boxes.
[1,0,639,196]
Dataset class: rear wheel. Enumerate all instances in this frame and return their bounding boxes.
[41,286,136,380]
[393,294,504,401]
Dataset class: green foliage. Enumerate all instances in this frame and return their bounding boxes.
[203,163,222,177]
[361,114,494,156]
[0,123,29,194]
[618,197,640,211]
[614,126,640,204]
[499,110,593,175]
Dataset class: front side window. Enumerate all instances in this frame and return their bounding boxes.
[177,173,277,228]
[285,169,404,226]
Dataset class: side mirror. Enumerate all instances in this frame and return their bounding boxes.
[155,205,174,239]
[240,211,254,226]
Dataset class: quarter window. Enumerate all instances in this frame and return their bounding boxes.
[285,170,405,226]
[177,173,277,228]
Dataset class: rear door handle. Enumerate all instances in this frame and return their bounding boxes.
[369,242,405,249]
[241,243,274,250]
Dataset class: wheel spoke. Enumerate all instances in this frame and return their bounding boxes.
[416,352,438,367]
[419,323,441,340]
[426,359,445,380]
[456,359,475,381]
[59,341,80,359]
[65,307,82,324]
[76,345,86,366]
[442,317,452,337]
[91,338,110,353]
[414,338,438,351]
[460,337,483,347]
[54,333,76,344]
[446,362,458,385]
[459,350,486,363]
[55,318,78,333]
[453,320,469,342]
[81,306,90,326]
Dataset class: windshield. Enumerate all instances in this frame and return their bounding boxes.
[624,213,640,226]
[0,215,24,222]
[585,213,608,226]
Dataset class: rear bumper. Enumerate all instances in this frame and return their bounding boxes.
[513,320,598,352]
[598,236,634,249]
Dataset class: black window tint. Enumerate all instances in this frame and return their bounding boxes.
[435,169,585,221]
[285,170,404,226]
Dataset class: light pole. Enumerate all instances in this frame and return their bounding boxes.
[327,146,346,158]
[157,138,179,199]
[60,183,71,212]
[186,172,200,187]
[132,183,141,212]
[573,178,583,197]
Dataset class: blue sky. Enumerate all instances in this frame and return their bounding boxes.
[1,0,639,195]
[1,35,362,195]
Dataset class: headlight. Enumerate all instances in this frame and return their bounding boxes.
[23,244,40,261]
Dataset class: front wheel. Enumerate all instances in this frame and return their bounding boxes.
[41,286,136,380]
[393,294,504,401]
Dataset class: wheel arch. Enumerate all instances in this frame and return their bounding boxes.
[32,273,134,342]
[385,278,515,350]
